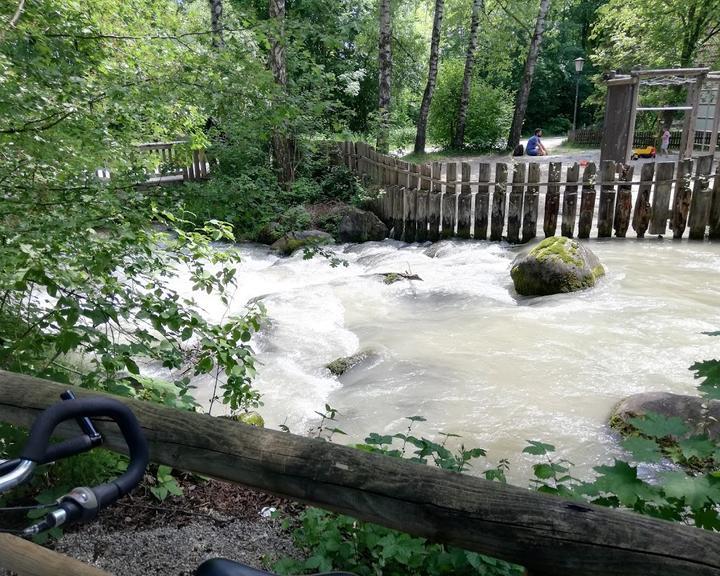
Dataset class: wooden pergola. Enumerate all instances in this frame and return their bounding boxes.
[600,67,720,164]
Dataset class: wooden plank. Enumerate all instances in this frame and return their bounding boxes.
[490,163,508,241]
[522,163,540,243]
[457,162,472,239]
[415,187,429,243]
[597,161,617,238]
[432,161,442,194]
[403,187,417,243]
[614,164,634,237]
[561,163,580,238]
[474,163,491,240]
[649,162,675,235]
[507,163,525,244]
[688,155,714,240]
[442,162,457,239]
[428,191,442,242]
[631,163,655,238]
[709,166,720,239]
[544,162,562,237]
[2,373,720,576]
[0,533,111,576]
[578,162,597,239]
[671,158,694,239]
[409,162,419,191]
[392,162,408,241]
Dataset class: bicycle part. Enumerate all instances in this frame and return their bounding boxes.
[0,460,36,494]
[60,390,103,448]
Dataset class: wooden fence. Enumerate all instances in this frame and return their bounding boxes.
[339,141,720,243]
[1,371,720,576]
[135,141,209,183]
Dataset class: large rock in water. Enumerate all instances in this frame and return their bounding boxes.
[510,237,605,296]
[611,392,720,441]
[270,230,334,256]
[338,207,388,243]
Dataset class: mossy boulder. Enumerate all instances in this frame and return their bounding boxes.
[220,411,265,427]
[338,207,388,243]
[270,230,334,256]
[610,392,720,441]
[510,237,605,296]
[326,351,375,376]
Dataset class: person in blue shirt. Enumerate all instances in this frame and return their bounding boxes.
[526,128,547,156]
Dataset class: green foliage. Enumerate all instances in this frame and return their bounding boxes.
[691,359,720,400]
[427,60,513,151]
[149,465,184,502]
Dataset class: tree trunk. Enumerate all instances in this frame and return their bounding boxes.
[269,0,295,184]
[414,0,445,154]
[208,0,224,48]
[377,0,393,154]
[452,0,483,149]
[507,0,551,151]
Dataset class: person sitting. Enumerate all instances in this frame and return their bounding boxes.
[526,128,547,157]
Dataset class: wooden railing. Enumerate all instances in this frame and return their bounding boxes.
[1,371,720,576]
[339,141,719,243]
[134,140,210,183]
[568,128,719,149]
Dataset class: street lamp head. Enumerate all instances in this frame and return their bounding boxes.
[574,57,585,73]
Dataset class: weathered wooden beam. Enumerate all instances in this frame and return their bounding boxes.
[457,162,472,239]
[522,163,540,243]
[632,163,655,238]
[687,155,714,240]
[613,164,634,237]
[490,163,508,241]
[709,165,720,239]
[507,163,525,244]
[442,163,457,239]
[425,164,440,242]
[578,162,597,239]
[561,163,580,238]
[544,162,562,238]
[597,161,617,238]
[649,162,675,235]
[671,158,694,238]
[0,533,111,576]
[403,187,417,243]
[415,187,429,243]
[1,372,720,576]
[474,163,491,240]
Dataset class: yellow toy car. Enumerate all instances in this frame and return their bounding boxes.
[631,145,656,160]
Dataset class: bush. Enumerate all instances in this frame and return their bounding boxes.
[428,60,513,151]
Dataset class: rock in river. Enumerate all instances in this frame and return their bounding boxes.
[271,230,334,256]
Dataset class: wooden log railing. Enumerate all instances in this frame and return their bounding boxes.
[340,141,720,244]
[134,141,209,183]
[1,371,720,576]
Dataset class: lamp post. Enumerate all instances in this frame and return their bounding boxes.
[572,57,585,136]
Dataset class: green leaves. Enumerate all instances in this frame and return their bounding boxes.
[690,359,720,400]
[522,440,555,456]
[627,412,688,439]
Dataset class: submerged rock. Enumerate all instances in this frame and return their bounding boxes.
[338,207,388,243]
[376,272,422,284]
[510,237,605,296]
[270,230,334,256]
[221,411,265,427]
[256,222,284,245]
[326,351,376,376]
[611,392,720,441]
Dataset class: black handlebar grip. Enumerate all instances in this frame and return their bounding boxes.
[20,397,149,507]
[43,435,94,463]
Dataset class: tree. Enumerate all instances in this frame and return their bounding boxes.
[507,0,551,150]
[209,0,224,48]
[414,0,445,154]
[452,0,483,149]
[377,0,392,153]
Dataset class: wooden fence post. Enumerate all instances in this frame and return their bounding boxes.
[403,185,417,243]
[578,162,597,239]
[507,163,526,244]
[442,162,457,239]
[649,162,675,235]
[491,163,508,241]
[597,160,617,238]
[671,158,694,239]
[614,164,634,237]
[522,163,540,243]
[631,163,655,238]
[426,165,440,242]
[474,163,491,240]
[544,162,562,238]
[393,162,408,240]
[709,165,720,239]
[414,164,429,243]
[687,155,714,240]
[457,162,472,239]
[561,163,580,238]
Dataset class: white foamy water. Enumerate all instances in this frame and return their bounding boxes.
[161,238,720,483]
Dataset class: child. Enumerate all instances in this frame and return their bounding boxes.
[526,128,547,157]
[661,127,670,156]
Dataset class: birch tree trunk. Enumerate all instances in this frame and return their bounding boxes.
[452,0,483,149]
[269,0,295,185]
[377,0,393,154]
[414,0,445,154]
[208,0,224,48]
[507,0,551,151]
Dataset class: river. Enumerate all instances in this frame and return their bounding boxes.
[169,238,720,483]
